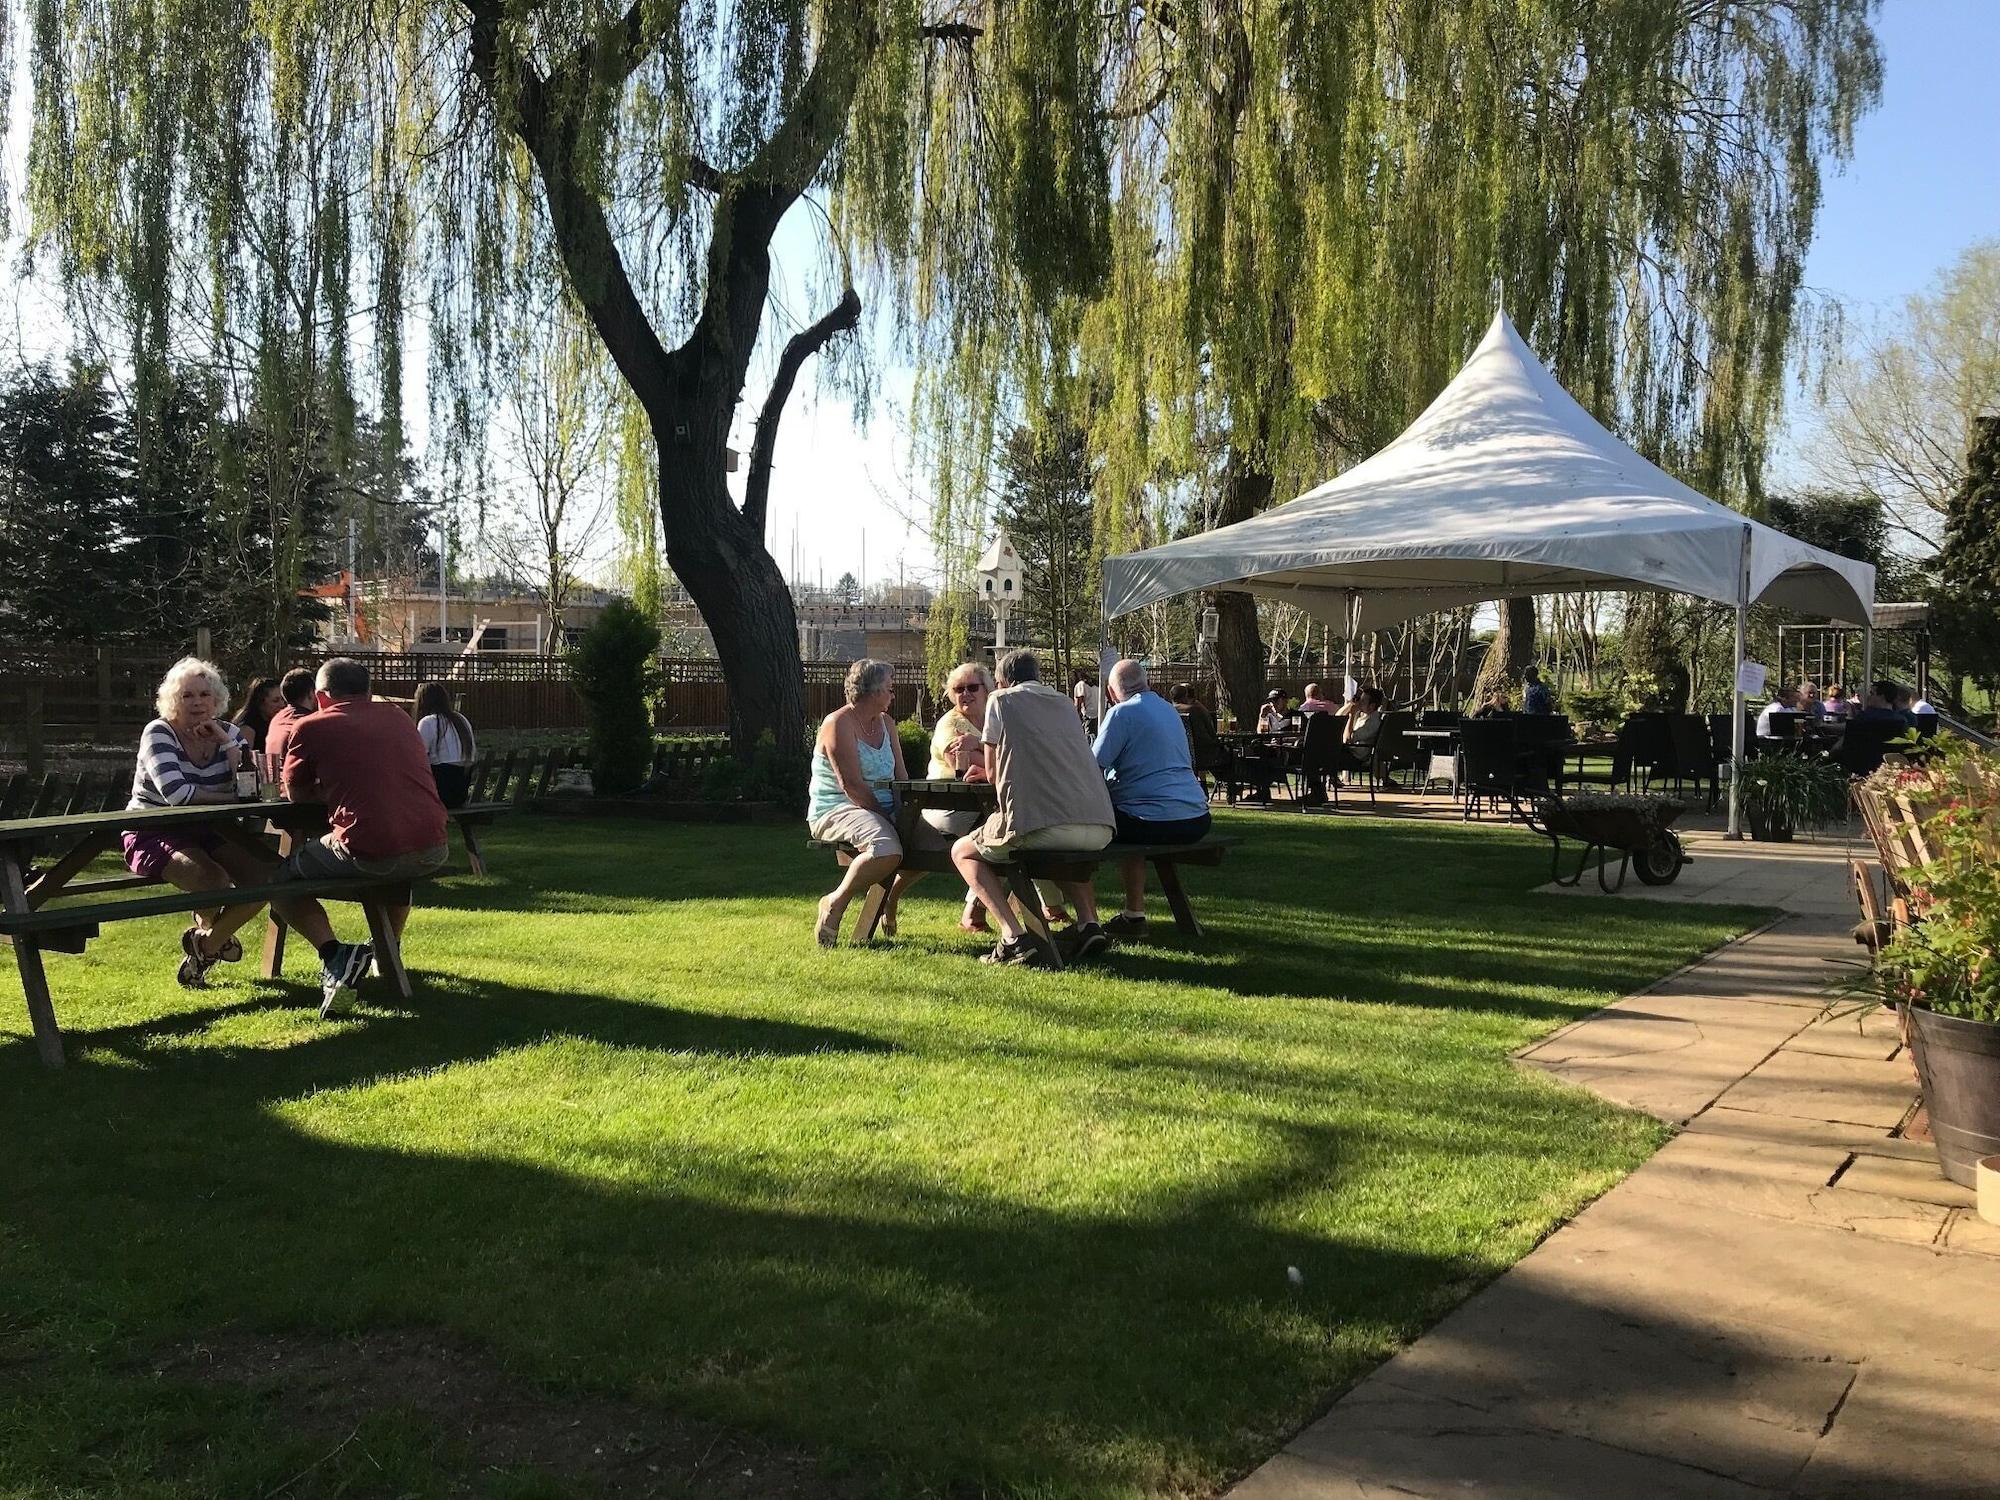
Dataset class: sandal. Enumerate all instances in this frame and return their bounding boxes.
[182,927,243,965]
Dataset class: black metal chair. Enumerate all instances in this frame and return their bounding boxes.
[1616,713,1674,793]
[1836,718,1901,778]
[1372,711,1420,789]
[1460,718,1527,820]
[1296,711,1343,805]
[1667,714,1718,808]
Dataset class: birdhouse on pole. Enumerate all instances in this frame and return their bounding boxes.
[974,527,1024,650]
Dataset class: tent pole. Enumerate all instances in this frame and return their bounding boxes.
[1727,526,1750,841]
[1862,624,1875,694]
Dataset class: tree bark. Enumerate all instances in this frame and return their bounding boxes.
[1212,454,1272,718]
[1475,596,1537,699]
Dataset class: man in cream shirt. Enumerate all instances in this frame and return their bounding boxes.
[952,649,1114,967]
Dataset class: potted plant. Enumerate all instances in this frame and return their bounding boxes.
[1873,744,2000,1187]
[1737,754,1847,841]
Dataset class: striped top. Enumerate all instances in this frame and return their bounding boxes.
[129,717,249,810]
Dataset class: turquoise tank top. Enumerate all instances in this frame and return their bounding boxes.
[807,717,897,824]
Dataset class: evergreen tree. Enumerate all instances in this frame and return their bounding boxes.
[1935,416,2000,695]
[0,365,137,644]
[995,418,1097,677]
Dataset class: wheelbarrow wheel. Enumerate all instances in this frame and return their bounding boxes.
[1633,830,1685,885]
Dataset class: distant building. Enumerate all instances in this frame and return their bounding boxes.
[330,578,624,653]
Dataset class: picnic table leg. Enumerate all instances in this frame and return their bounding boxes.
[852,881,891,944]
[1154,858,1204,938]
[1005,868,1064,970]
[1,853,64,1068]
[261,827,294,979]
[361,899,413,1000]
[459,820,488,877]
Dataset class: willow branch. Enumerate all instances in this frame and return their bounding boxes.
[743,286,863,534]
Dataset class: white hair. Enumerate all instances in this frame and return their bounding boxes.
[945,661,994,692]
[156,656,231,721]
[1109,658,1147,697]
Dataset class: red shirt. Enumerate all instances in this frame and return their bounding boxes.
[263,705,308,771]
[282,696,447,859]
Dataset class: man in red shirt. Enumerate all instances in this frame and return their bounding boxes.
[260,668,318,770]
[278,657,449,1016]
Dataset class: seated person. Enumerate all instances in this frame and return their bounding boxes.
[262,668,318,769]
[1853,680,1906,726]
[1255,690,1293,734]
[1092,660,1211,938]
[125,657,269,988]
[1891,684,1922,727]
[1297,682,1343,716]
[232,676,287,756]
[414,680,478,807]
[1337,686,1386,773]
[806,658,908,947]
[950,650,1114,968]
[1521,664,1555,715]
[1471,687,1511,719]
[1821,683,1851,720]
[1755,686,1801,739]
[1799,680,1825,718]
[275,658,451,1015]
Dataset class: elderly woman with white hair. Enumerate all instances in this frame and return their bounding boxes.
[806,658,910,947]
[123,656,274,986]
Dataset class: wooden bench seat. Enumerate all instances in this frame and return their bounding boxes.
[810,832,1237,965]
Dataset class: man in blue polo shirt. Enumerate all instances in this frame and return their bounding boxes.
[1092,658,1212,938]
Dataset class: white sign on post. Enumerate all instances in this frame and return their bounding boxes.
[1734,660,1768,697]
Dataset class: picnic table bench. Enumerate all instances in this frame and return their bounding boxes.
[0,801,457,1069]
[811,778,1237,969]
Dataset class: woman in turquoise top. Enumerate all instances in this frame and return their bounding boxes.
[807,658,909,947]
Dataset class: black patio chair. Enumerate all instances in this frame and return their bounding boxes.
[1835,718,1901,779]
[1296,711,1343,805]
[1666,713,1718,808]
[1372,711,1420,789]
[1618,713,1675,794]
[1460,718,1527,820]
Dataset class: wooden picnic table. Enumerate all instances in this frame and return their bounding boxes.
[0,800,431,1068]
[814,778,1237,968]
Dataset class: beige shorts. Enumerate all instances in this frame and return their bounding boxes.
[970,820,1113,864]
[923,806,983,838]
[280,834,449,883]
[810,805,902,859]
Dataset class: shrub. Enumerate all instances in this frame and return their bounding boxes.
[568,598,659,796]
[1871,744,2000,1023]
[1737,754,1847,831]
[698,730,804,805]
[898,715,933,773]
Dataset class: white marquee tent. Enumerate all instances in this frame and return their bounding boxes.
[1100,311,1878,834]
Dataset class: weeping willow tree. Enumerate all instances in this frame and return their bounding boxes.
[895,0,1882,715]
[18,0,1117,755]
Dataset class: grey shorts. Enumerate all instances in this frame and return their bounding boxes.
[280,835,449,884]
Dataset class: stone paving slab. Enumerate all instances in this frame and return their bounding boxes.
[1715,1047,1919,1130]
[1790,1353,2000,1498]
[1343,1273,1855,1489]
[1228,892,2000,1500]
[1260,1385,1774,1499]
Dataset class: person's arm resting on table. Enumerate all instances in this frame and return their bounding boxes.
[142,721,243,805]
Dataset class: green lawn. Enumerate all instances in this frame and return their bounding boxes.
[0,810,1761,1498]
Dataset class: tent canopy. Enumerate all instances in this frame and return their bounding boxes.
[1102,312,1875,633]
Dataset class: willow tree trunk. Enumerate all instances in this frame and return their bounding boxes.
[1475,597,1537,699]
[1212,456,1272,718]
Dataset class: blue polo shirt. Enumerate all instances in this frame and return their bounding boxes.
[1094,690,1209,821]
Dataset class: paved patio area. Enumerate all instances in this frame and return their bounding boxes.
[1228,832,2000,1498]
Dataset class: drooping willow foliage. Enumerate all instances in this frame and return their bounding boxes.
[870,0,1882,688]
[15,0,1880,732]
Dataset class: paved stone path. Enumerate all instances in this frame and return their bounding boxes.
[1229,837,2000,1499]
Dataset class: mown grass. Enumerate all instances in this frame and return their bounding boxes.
[0,809,1763,1498]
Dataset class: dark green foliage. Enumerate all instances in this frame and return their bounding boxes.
[896,715,932,771]
[995,416,1097,676]
[1934,416,2000,693]
[568,598,660,795]
[696,730,804,806]
[1766,492,1888,566]
[0,364,136,644]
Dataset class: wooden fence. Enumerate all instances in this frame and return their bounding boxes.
[0,646,926,768]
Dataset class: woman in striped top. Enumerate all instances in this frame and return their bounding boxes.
[124,657,274,986]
